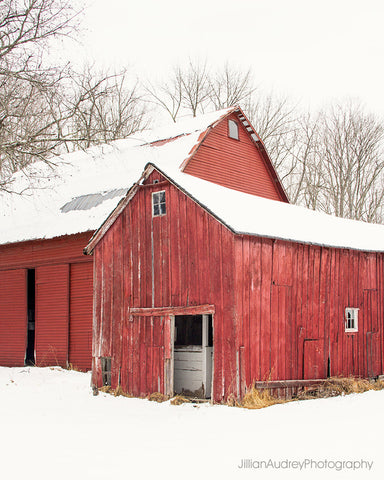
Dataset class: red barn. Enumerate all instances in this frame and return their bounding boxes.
[0,106,284,372]
[84,111,384,402]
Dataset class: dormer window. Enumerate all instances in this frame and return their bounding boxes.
[228,119,239,140]
[152,191,166,217]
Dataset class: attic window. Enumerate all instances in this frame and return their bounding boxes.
[345,308,359,332]
[228,119,239,140]
[152,190,166,217]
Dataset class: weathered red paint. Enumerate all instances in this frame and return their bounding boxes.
[90,169,384,402]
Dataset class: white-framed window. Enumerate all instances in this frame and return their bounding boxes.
[152,190,166,217]
[228,119,239,140]
[345,308,359,332]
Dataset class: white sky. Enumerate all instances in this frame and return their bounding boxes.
[61,0,384,116]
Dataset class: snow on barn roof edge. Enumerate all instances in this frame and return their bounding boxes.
[1,105,384,253]
[85,161,384,254]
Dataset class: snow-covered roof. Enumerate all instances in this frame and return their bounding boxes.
[0,108,234,246]
[149,166,384,252]
[2,106,384,252]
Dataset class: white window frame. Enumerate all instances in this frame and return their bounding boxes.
[345,307,359,332]
[228,119,239,140]
[152,190,166,217]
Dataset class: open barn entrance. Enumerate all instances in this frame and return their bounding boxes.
[173,314,213,398]
[25,269,35,365]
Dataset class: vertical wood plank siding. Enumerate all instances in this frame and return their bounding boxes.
[235,237,383,393]
[184,112,285,202]
[93,172,236,400]
[92,174,384,402]
[0,269,27,366]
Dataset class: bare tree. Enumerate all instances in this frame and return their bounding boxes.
[0,0,79,189]
[283,102,384,223]
[66,66,148,149]
[208,64,255,110]
[319,102,384,221]
[0,2,149,192]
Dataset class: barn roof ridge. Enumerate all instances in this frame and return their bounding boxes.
[84,161,384,255]
[2,105,384,253]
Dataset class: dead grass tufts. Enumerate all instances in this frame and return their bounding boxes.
[297,377,384,400]
[98,385,132,397]
[99,385,112,394]
[170,395,192,406]
[240,386,287,410]
[66,363,81,372]
[148,392,168,403]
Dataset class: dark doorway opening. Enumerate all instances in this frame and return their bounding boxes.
[26,269,35,365]
[173,314,213,398]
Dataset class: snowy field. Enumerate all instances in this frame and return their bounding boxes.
[1,367,382,480]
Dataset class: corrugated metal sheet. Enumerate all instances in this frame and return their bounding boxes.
[69,262,93,371]
[35,264,69,366]
[0,269,27,366]
[61,188,128,213]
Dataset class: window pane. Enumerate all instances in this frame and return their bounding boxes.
[228,119,239,139]
[153,204,160,216]
[160,203,166,215]
[160,191,165,203]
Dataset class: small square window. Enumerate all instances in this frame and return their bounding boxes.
[101,357,111,386]
[228,119,239,140]
[152,190,166,217]
[345,308,359,332]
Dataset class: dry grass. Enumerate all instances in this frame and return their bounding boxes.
[66,363,81,372]
[297,376,384,399]
[147,392,168,403]
[170,395,192,406]
[238,386,288,409]
[227,377,384,410]
[98,385,132,397]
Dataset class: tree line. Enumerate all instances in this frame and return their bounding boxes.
[1,0,383,224]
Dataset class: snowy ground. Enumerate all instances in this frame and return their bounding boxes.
[1,367,382,480]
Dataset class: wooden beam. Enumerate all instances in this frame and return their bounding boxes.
[129,304,215,318]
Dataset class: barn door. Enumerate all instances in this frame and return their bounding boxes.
[127,314,173,397]
[35,264,69,366]
[364,289,381,377]
[303,339,325,379]
[270,285,292,380]
[68,262,93,371]
[0,269,27,366]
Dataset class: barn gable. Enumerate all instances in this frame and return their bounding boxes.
[181,109,288,201]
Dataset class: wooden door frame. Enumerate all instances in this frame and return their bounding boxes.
[130,305,215,398]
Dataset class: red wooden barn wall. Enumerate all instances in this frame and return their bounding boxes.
[234,236,384,396]
[183,112,285,202]
[0,232,94,370]
[92,171,384,402]
[0,269,27,366]
[92,170,236,401]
